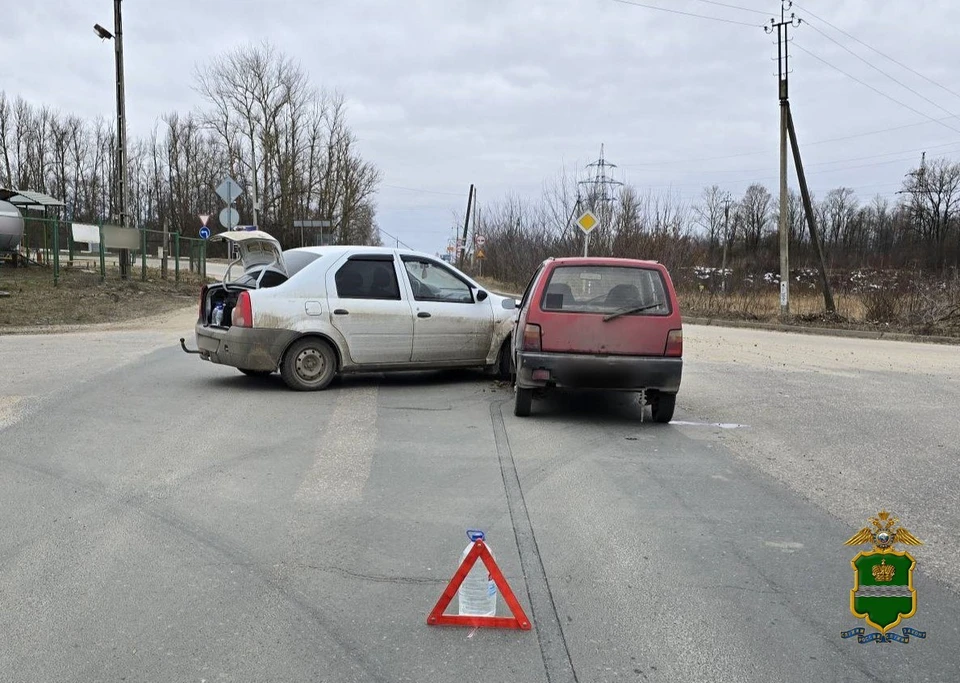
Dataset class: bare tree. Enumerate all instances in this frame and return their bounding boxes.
[0,92,12,187]
[739,183,772,254]
[822,187,858,263]
[901,157,960,271]
[693,185,728,256]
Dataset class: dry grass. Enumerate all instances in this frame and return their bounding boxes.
[679,288,866,321]
[678,285,960,337]
[0,264,204,329]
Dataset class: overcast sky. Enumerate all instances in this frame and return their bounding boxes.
[5,1,960,253]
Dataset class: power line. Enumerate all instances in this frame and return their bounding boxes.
[628,139,960,176]
[792,42,960,137]
[802,21,960,123]
[621,118,960,168]
[377,226,414,250]
[610,0,760,27]
[621,126,960,168]
[382,184,464,197]
[793,2,960,104]
[690,0,768,16]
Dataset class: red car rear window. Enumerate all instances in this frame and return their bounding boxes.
[539,265,671,316]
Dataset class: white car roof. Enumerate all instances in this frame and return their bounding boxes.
[286,245,436,259]
[284,245,484,289]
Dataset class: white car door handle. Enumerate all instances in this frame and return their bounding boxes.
[417,311,431,319]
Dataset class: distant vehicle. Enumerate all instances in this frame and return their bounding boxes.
[182,231,517,390]
[511,256,683,421]
[0,200,24,253]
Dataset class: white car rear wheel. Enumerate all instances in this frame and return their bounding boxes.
[281,338,337,391]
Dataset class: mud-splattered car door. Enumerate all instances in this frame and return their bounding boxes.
[325,253,415,365]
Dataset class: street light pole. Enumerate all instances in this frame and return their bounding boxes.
[113,0,130,279]
[95,0,130,279]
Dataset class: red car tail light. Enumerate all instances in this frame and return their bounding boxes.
[522,323,542,352]
[665,329,683,357]
[233,291,253,328]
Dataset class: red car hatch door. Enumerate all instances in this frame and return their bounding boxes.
[534,263,678,356]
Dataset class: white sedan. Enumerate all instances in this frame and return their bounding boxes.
[182,231,517,390]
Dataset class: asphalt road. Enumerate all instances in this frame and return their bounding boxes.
[1,322,958,682]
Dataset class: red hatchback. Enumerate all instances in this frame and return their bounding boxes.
[512,257,683,421]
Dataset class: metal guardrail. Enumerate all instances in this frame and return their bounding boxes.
[6,218,206,285]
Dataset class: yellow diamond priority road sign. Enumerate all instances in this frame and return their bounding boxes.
[575,210,599,235]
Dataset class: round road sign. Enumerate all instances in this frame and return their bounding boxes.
[199,226,211,240]
[219,207,240,229]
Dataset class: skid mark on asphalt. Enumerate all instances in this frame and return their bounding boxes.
[296,386,379,503]
[491,400,578,683]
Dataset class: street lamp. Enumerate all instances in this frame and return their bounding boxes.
[94,1,130,279]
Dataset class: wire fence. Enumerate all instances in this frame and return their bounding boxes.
[4,217,207,285]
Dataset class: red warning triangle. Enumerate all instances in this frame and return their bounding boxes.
[427,540,532,630]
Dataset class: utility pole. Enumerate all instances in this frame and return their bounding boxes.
[458,184,474,269]
[114,0,130,279]
[786,108,836,313]
[766,1,798,318]
[721,198,731,295]
[250,138,259,228]
[94,1,131,278]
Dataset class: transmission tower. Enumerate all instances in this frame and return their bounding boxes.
[578,144,623,211]
[570,144,623,256]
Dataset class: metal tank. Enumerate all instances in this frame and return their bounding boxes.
[0,199,24,252]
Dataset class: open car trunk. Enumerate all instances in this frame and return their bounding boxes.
[200,230,288,328]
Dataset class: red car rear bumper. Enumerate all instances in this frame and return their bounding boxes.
[516,351,682,393]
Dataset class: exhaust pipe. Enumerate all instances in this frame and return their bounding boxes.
[179,337,202,355]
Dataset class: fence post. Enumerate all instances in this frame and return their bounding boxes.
[141,229,147,281]
[68,221,74,263]
[53,218,60,286]
[174,233,180,284]
[98,224,106,282]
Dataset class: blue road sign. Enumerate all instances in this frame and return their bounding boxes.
[199,227,211,239]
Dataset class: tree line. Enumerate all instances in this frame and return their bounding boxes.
[0,42,381,248]
[473,158,960,289]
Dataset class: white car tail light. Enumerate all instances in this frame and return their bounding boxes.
[233,291,253,328]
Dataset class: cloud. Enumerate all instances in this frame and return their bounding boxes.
[5,0,960,252]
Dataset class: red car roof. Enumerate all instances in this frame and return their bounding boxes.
[546,257,662,267]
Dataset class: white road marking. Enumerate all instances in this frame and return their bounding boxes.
[296,386,379,503]
[764,541,804,552]
[671,420,748,429]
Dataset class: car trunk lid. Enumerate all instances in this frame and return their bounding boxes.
[211,230,287,283]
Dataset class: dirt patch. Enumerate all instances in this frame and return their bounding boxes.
[0,265,204,332]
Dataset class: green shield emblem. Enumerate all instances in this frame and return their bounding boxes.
[850,549,916,633]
